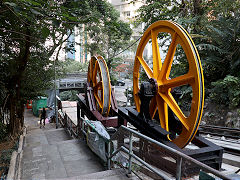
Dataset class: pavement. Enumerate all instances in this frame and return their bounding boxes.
[20,109,106,179]
[114,79,133,106]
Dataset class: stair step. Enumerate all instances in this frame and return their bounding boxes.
[24,128,72,148]
[55,169,131,180]
[21,139,105,179]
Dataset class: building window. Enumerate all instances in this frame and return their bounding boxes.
[66,32,75,60]
[124,11,130,17]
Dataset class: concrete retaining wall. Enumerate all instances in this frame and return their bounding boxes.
[6,127,26,180]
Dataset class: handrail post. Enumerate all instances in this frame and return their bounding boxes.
[70,120,72,135]
[107,141,111,170]
[81,119,84,133]
[176,156,182,180]
[128,133,133,175]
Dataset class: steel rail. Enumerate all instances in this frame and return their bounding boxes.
[200,125,240,133]
[199,125,240,139]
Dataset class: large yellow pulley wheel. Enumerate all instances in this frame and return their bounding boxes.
[133,20,204,148]
[87,56,111,116]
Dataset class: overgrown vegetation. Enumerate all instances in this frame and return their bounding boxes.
[137,0,240,108]
[58,59,88,77]
[0,123,7,141]
[85,2,132,76]
[59,90,79,101]
[210,76,240,108]
[0,137,18,178]
[0,0,131,138]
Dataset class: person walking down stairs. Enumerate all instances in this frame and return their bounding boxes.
[40,107,46,128]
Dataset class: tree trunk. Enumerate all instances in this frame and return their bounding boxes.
[8,26,31,136]
[20,104,24,128]
[193,0,203,33]
[9,94,17,136]
[193,0,202,15]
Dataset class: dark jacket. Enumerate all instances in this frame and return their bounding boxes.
[41,108,46,119]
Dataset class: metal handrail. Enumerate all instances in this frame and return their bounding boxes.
[108,145,172,180]
[58,111,65,127]
[61,114,231,180]
[108,125,231,180]
[64,113,78,137]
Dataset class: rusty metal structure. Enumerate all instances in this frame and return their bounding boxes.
[77,56,126,128]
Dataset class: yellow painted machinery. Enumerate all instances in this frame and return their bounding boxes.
[78,56,126,128]
[133,20,204,148]
[117,20,222,174]
[77,21,222,176]
[87,56,112,117]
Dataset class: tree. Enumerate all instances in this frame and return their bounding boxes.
[136,0,240,107]
[85,1,132,75]
[0,0,128,136]
[0,0,83,135]
[58,59,88,76]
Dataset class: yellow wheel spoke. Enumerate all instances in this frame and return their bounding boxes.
[151,30,162,79]
[88,57,96,82]
[158,33,178,81]
[159,92,189,131]
[94,93,103,109]
[94,81,102,90]
[88,56,111,116]
[156,95,168,130]
[162,73,195,90]
[149,96,157,119]
[92,62,98,84]
[89,58,93,80]
[137,56,153,78]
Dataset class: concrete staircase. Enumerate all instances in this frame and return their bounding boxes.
[19,109,132,180]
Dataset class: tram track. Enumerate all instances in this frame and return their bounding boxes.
[199,125,240,156]
[199,125,240,139]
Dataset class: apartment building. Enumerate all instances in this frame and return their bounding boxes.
[108,0,152,80]
[110,0,145,38]
[49,25,90,63]
[66,25,90,63]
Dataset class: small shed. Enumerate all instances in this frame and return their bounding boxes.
[32,96,47,117]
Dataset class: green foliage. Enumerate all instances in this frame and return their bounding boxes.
[85,1,132,76]
[0,149,14,165]
[137,0,240,108]
[198,14,240,84]
[0,140,18,165]
[1,0,128,134]
[59,90,79,101]
[110,73,118,86]
[210,76,240,107]
[0,122,7,141]
[58,59,88,77]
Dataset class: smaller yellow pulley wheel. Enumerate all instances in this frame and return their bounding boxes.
[87,56,111,116]
[133,20,204,148]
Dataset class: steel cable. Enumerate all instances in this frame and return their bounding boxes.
[109,36,142,59]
